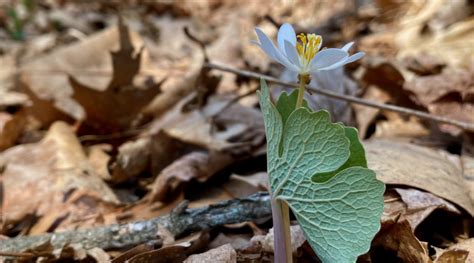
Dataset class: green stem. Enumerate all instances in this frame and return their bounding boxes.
[296,74,309,108]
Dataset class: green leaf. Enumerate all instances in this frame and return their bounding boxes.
[276,89,308,127]
[312,127,367,183]
[258,79,385,263]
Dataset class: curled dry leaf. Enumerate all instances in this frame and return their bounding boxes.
[366,139,474,216]
[147,151,233,202]
[395,188,461,230]
[109,131,181,184]
[435,238,474,263]
[109,137,151,184]
[404,67,474,135]
[152,92,265,155]
[184,243,236,263]
[356,58,427,138]
[370,220,431,263]
[0,121,118,230]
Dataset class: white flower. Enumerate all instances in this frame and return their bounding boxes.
[254,23,364,75]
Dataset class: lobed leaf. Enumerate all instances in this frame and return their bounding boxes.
[258,79,385,263]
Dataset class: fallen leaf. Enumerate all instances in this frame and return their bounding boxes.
[69,21,162,133]
[354,85,392,138]
[396,1,474,68]
[0,111,25,151]
[403,67,474,135]
[127,231,209,263]
[403,53,446,76]
[20,22,162,131]
[184,243,236,263]
[0,121,118,231]
[366,139,474,216]
[208,232,253,251]
[87,144,113,181]
[111,242,159,263]
[153,92,265,155]
[0,91,29,110]
[395,188,461,230]
[435,238,474,263]
[147,151,233,202]
[435,249,469,263]
[461,154,474,206]
[370,220,431,262]
[109,131,181,184]
[222,172,268,198]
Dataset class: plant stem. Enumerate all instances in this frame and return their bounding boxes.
[271,197,292,263]
[296,74,309,108]
[271,74,309,263]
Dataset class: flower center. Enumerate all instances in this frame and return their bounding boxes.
[296,33,322,68]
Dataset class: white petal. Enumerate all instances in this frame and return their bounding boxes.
[284,40,301,67]
[318,51,365,71]
[255,27,299,72]
[277,23,296,53]
[344,51,364,64]
[341,42,354,52]
[310,48,348,71]
[255,27,277,60]
[317,57,349,71]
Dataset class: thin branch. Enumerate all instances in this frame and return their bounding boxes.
[0,193,271,255]
[205,62,474,132]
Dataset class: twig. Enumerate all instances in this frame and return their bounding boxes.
[0,193,271,255]
[205,62,474,132]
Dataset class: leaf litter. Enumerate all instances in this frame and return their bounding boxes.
[0,0,473,262]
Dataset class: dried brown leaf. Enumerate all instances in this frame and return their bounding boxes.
[147,151,233,202]
[395,188,461,230]
[370,220,431,262]
[184,244,236,263]
[396,1,474,68]
[222,173,268,199]
[0,121,118,231]
[0,111,25,151]
[366,139,474,216]
[127,232,209,263]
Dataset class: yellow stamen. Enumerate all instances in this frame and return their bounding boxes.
[296,33,322,70]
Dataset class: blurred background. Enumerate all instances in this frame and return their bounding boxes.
[0,0,473,262]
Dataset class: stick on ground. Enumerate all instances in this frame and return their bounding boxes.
[0,193,271,255]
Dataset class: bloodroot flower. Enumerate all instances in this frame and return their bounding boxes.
[255,23,364,76]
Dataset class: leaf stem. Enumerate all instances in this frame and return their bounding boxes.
[271,197,293,263]
[296,74,309,108]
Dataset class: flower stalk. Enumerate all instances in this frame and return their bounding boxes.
[271,198,292,263]
[296,74,310,108]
